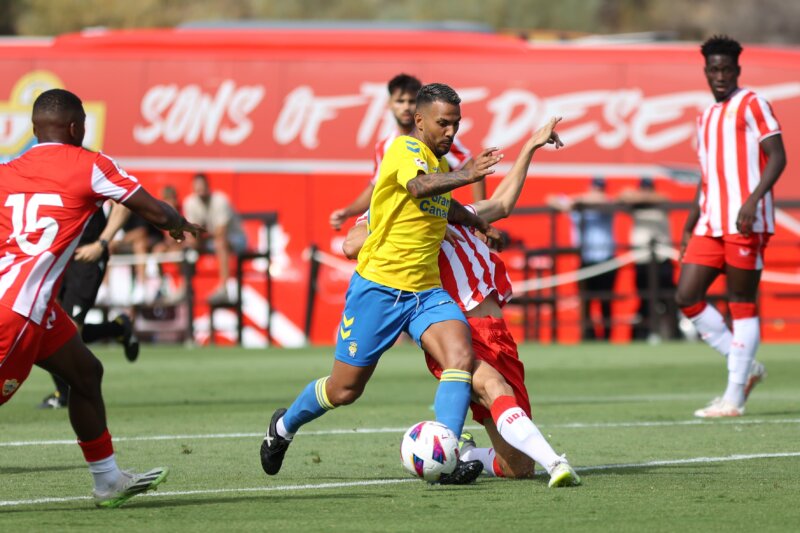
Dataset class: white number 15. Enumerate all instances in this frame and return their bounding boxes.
[5,193,63,256]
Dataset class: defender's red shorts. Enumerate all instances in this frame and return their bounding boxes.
[0,304,78,405]
[682,233,770,271]
[426,316,531,423]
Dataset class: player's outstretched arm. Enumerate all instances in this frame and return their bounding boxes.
[406,148,503,199]
[123,188,204,243]
[471,117,563,223]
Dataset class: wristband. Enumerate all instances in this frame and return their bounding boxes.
[98,239,109,251]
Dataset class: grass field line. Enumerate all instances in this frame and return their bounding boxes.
[2,451,800,509]
[3,417,800,448]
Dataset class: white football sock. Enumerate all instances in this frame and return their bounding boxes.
[276,417,295,440]
[88,453,123,493]
[496,406,561,474]
[688,304,732,357]
[723,317,760,407]
[460,446,499,477]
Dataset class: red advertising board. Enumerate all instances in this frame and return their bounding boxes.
[2,29,799,344]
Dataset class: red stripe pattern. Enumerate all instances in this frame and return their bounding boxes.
[695,89,781,236]
[439,222,512,312]
[0,144,139,324]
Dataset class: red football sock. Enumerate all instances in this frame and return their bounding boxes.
[78,428,114,463]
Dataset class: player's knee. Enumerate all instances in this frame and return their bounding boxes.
[502,457,536,479]
[473,374,512,408]
[442,345,473,372]
[327,384,364,407]
[495,451,535,479]
[69,354,104,397]
[674,288,700,308]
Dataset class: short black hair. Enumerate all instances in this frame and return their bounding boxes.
[387,73,422,96]
[32,88,85,121]
[701,35,742,63]
[193,172,208,183]
[416,83,461,109]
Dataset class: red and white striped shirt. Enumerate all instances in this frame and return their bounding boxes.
[695,88,781,236]
[370,131,472,184]
[0,143,140,324]
[439,222,512,312]
[354,207,512,312]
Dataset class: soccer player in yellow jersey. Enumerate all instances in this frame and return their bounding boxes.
[262,83,503,484]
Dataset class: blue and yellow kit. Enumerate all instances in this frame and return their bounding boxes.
[356,135,451,292]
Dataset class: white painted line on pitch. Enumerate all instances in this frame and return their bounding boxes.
[0,479,416,508]
[3,418,800,448]
[2,452,800,509]
[577,451,800,472]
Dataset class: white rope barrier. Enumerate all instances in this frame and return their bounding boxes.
[307,243,800,292]
[306,248,357,274]
[512,250,646,293]
[106,250,198,266]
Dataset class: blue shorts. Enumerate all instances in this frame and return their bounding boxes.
[334,272,467,367]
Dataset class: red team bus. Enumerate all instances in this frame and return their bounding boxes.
[1,27,798,344]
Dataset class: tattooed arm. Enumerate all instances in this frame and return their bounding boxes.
[406,148,503,199]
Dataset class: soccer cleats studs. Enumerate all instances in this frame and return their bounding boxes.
[437,459,483,485]
[694,397,744,418]
[744,360,767,400]
[547,458,581,488]
[260,408,292,475]
[93,467,169,508]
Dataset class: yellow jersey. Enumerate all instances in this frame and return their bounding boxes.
[356,135,451,292]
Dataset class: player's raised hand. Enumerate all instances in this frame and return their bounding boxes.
[531,117,564,150]
[169,218,205,243]
[468,147,504,182]
[475,225,505,252]
[330,208,348,231]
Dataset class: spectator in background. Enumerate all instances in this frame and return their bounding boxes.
[183,173,247,305]
[548,177,616,340]
[619,177,679,341]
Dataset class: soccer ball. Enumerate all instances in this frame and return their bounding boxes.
[399,421,459,483]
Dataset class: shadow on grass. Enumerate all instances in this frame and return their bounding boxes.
[748,409,800,417]
[580,464,722,477]
[0,478,490,514]
[0,464,83,475]
[2,489,424,514]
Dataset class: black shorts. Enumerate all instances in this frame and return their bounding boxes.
[58,255,108,326]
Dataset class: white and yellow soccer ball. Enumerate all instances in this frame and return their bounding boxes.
[399,421,459,483]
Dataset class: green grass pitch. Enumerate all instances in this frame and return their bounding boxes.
[2,342,799,531]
